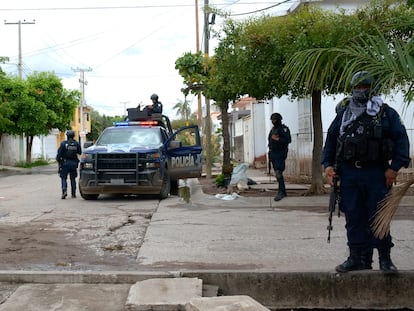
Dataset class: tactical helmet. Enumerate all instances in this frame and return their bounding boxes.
[350,71,376,89]
[270,113,282,121]
[66,130,75,139]
[150,94,159,101]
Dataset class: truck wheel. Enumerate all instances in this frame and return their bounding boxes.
[159,172,171,199]
[80,191,99,200]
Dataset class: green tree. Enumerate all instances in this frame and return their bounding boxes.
[0,75,21,144]
[86,110,124,142]
[23,72,79,162]
[204,20,245,178]
[283,22,414,104]
[233,6,361,194]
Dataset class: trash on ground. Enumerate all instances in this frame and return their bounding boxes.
[215,193,241,200]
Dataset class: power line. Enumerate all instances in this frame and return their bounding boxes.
[0,2,281,12]
[0,4,195,11]
[229,0,293,16]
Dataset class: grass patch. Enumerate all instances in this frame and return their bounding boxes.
[15,158,50,168]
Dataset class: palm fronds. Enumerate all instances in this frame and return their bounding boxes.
[372,177,414,239]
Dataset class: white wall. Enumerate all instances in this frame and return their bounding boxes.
[0,135,23,166]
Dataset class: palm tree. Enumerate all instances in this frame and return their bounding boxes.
[173,99,191,120]
[283,32,414,104]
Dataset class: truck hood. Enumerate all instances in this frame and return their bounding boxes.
[85,143,162,153]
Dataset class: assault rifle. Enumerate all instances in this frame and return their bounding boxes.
[327,175,340,243]
[268,151,272,175]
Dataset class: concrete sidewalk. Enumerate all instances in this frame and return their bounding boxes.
[0,165,413,310]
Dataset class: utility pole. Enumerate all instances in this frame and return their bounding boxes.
[4,20,35,79]
[5,19,35,162]
[195,0,202,128]
[72,67,92,147]
[204,0,212,178]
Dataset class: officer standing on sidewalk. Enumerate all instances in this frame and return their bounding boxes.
[321,71,410,273]
[268,112,291,201]
[56,130,82,199]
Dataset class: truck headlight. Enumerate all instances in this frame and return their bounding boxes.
[81,153,94,169]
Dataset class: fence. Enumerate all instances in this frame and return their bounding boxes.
[284,129,414,181]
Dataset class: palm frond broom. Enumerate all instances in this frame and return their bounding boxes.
[372,177,414,239]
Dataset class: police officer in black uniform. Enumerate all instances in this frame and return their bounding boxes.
[56,130,82,199]
[322,71,410,273]
[150,94,163,114]
[268,113,292,201]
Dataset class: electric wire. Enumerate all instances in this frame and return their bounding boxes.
[229,0,293,16]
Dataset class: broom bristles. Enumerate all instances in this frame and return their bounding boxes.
[372,177,414,239]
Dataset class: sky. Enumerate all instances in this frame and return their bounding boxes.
[0,0,295,118]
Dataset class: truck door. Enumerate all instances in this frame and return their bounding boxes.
[166,125,202,180]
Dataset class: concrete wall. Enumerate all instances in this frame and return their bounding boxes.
[0,135,23,166]
[183,271,414,310]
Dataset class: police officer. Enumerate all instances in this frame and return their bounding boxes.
[149,94,163,114]
[268,112,291,201]
[56,130,82,199]
[321,71,410,273]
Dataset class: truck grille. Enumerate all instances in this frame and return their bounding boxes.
[97,153,141,170]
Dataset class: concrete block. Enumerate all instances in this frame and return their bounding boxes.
[0,283,130,311]
[185,295,270,311]
[125,277,203,311]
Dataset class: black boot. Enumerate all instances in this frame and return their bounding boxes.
[360,248,373,270]
[378,248,398,273]
[274,191,286,201]
[336,248,371,273]
[61,191,67,199]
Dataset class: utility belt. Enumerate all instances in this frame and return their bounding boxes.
[342,160,387,169]
[63,157,78,162]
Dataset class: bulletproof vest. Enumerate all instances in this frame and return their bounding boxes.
[338,107,393,163]
[152,102,163,113]
[65,139,78,159]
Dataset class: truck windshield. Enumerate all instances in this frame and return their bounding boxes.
[96,127,162,147]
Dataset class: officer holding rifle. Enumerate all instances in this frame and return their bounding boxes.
[321,71,410,273]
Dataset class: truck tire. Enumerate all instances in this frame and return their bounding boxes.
[159,171,171,199]
[80,189,99,200]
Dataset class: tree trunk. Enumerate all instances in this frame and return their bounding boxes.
[305,90,328,195]
[220,102,233,178]
[26,136,33,164]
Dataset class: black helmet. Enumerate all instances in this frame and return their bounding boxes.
[66,130,75,139]
[350,71,376,88]
[150,94,158,101]
[270,113,282,121]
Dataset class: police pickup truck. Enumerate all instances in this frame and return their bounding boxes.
[78,107,202,200]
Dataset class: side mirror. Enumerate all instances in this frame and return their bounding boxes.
[84,141,94,148]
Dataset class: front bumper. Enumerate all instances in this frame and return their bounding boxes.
[79,169,163,195]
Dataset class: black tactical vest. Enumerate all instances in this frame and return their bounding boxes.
[65,139,78,160]
[337,106,393,164]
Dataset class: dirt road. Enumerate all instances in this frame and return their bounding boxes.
[0,170,158,271]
